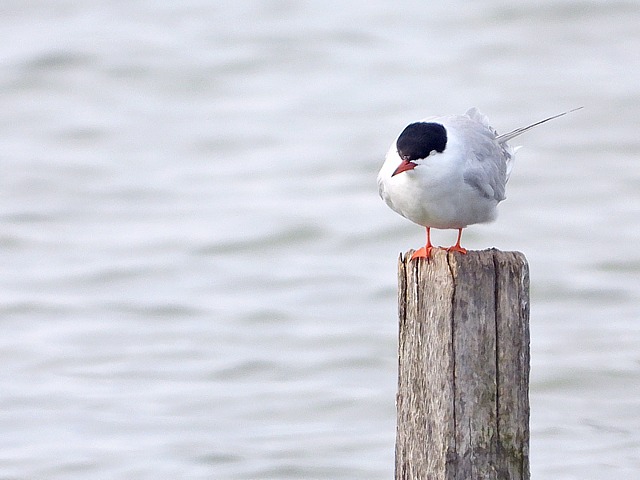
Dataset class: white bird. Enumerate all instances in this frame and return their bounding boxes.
[377,107,581,260]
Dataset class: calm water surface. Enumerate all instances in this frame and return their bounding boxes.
[1,1,639,479]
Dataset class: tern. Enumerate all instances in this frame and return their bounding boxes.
[377,107,581,260]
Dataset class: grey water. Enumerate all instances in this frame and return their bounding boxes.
[1,1,639,478]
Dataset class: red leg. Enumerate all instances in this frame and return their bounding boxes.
[447,228,468,254]
[411,227,435,260]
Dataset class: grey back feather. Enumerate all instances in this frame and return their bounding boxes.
[461,107,582,201]
[460,108,508,201]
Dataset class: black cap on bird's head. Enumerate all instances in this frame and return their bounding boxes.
[392,122,447,176]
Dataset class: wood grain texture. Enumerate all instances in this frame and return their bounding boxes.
[395,249,530,480]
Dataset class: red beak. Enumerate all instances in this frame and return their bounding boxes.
[392,159,416,176]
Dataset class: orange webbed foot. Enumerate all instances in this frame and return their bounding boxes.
[446,228,467,255]
[410,246,435,260]
[446,244,467,255]
[411,227,437,260]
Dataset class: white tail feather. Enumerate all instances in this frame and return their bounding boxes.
[497,107,583,144]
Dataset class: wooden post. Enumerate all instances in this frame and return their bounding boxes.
[395,248,530,480]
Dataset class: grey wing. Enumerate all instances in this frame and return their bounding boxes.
[462,130,508,202]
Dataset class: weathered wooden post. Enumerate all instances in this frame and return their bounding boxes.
[395,248,530,480]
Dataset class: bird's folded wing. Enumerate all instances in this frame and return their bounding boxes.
[463,150,506,201]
